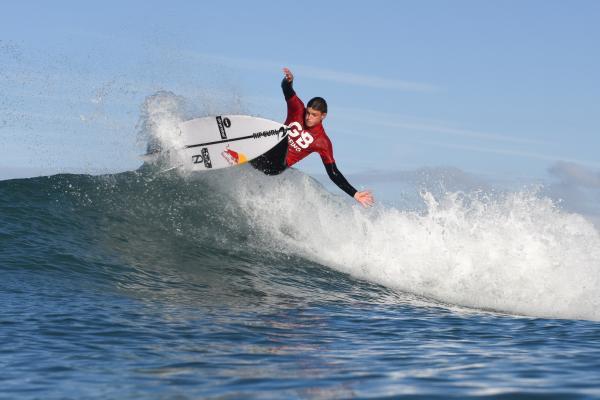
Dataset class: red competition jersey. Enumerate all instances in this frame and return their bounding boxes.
[284,95,335,167]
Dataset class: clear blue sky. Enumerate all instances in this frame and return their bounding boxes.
[1,0,599,181]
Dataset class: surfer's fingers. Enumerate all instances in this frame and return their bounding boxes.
[356,192,374,207]
[282,67,293,80]
[361,192,375,207]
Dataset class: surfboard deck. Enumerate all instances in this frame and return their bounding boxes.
[145,115,289,172]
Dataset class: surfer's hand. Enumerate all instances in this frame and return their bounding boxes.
[283,67,294,82]
[354,191,374,207]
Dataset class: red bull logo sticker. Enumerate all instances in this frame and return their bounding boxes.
[221,146,248,166]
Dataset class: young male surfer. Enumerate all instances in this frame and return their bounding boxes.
[251,68,374,207]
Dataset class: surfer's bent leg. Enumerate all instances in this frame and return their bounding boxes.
[250,138,288,176]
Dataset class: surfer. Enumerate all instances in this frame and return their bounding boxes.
[251,68,374,207]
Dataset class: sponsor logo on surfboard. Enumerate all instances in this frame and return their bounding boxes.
[191,148,213,168]
[201,148,212,168]
[251,126,288,140]
[216,116,227,139]
[221,146,247,166]
[192,148,212,168]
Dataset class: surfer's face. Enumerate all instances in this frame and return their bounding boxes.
[305,107,326,128]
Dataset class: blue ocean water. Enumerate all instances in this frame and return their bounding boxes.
[1,168,600,399]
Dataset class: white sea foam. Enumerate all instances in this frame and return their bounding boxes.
[136,91,188,168]
[226,169,600,321]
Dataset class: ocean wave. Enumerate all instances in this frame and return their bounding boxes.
[2,90,599,322]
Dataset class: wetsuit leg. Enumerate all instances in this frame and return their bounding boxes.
[250,138,288,175]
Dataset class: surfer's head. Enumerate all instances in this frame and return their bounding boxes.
[305,97,327,128]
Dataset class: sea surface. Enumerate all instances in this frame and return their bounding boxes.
[1,166,600,399]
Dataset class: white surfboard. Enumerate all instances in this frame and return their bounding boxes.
[146,115,289,171]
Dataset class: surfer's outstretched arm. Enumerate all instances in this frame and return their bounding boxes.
[282,67,295,100]
[324,163,374,207]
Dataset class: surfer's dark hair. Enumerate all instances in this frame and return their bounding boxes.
[307,97,327,114]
